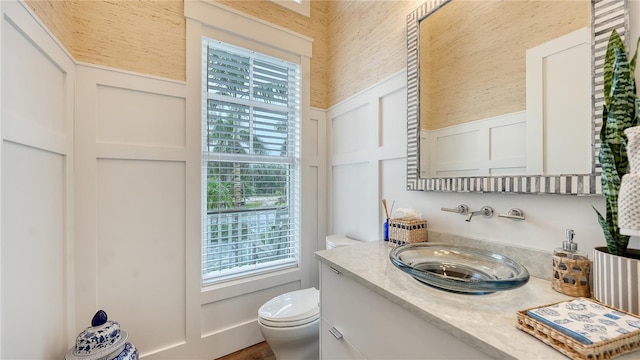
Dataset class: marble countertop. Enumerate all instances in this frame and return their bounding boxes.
[315,240,638,360]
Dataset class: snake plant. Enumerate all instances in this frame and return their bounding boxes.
[593,30,640,256]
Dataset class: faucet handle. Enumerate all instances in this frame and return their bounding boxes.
[498,208,525,221]
[465,206,494,222]
[441,204,469,215]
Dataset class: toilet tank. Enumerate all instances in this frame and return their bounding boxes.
[325,235,361,249]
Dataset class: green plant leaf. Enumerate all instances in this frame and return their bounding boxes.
[630,36,639,76]
[593,206,614,246]
[604,48,636,145]
[604,30,626,109]
[597,30,639,256]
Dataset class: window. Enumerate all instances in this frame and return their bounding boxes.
[201,38,301,285]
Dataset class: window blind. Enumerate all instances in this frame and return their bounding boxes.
[201,39,301,285]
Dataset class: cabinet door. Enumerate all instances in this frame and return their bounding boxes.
[320,319,366,360]
[320,263,491,360]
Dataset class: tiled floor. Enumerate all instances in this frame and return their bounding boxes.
[215,341,275,360]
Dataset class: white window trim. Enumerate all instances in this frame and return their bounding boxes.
[185,0,312,59]
[185,0,312,294]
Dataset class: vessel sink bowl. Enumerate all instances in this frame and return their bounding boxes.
[389,243,530,294]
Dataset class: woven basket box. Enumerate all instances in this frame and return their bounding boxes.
[388,218,427,247]
[516,299,640,360]
[551,255,591,297]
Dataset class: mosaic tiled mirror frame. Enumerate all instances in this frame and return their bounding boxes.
[406,0,629,194]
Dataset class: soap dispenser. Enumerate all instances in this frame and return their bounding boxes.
[552,229,591,297]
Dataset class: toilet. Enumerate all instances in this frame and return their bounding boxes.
[257,235,361,360]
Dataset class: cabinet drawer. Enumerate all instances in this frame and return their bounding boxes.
[320,318,365,360]
[320,263,491,359]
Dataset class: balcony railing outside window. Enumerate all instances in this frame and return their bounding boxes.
[202,207,297,283]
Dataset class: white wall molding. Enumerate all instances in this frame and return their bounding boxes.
[0,0,76,358]
[327,71,406,240]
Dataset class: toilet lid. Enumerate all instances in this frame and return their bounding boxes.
[258,288,319,327]
[326,235,360,248]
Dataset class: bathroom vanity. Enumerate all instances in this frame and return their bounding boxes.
[316,241,637,359]
[319,259,491,359]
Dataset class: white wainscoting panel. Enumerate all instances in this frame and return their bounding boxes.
[331,104,369,157]
[75,64,189,358]
[328,71,406,240]
[96,85,186,147]
[96,159,186,352]
[0,1,75,359]
[526,27,591,175]
[2,8,65,136]
[380,87,409,148]
[542,39,591,175]
[303,108,326,288]
[1,143,67,359]
[424,111,526,177]
[489,121,527,176]
[332,162,371,239]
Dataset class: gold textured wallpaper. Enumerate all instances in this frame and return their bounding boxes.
[327,0,421,107]
[25,0,74,50]
[26,0,185,81]
[25,0,424,110]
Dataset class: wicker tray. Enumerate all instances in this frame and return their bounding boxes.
[516,299,640,360]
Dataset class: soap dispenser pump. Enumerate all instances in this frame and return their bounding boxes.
[552,229,591,297]
[554,229,585,260]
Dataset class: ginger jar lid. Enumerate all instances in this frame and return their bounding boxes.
[65,310,129,360]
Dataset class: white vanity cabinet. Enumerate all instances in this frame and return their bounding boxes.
[319,262,491,360]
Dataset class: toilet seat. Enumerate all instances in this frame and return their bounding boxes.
[326,234,361,249]
[258,288,319,328]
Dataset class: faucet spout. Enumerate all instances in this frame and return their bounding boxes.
[465,206,494,222]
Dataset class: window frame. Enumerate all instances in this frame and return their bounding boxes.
[201,38,302,285]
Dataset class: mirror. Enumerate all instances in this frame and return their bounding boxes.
[406,0,629,194]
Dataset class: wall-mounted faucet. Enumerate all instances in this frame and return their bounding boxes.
[465,206,494,222]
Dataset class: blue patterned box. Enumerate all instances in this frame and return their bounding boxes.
[527,298,640,345]
[517,298,640,360]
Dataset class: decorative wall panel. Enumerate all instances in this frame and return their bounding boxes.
[96,159,186,353]
[96,85,186,147]
[75,64,189,357]
[3,14,65,134]
[1,143,66,359]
